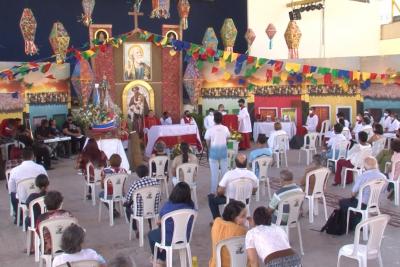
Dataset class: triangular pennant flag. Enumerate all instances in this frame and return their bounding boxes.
[247,83,255,92]
[219,60,226,70]
[280,72,288,82]
[231,53,239,62]
[302,65,310,74]
[370,73,377,80]
[247,56,255,64]
[310,66,317,73]
[223,51,231,61]
[285,62,301,73]
[272,76,281,84]
[211,66,219,73]
[274,61,283,72]
[238,78,246,85]
[266,69,273,81]
[362,72,371,80]
[331,69,339,78]
[223,72,231,80]
[256,58,268,68]
[353,71,361,81]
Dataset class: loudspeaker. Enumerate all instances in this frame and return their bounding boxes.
[289,9,301,20]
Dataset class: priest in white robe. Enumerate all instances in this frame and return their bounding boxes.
[237,98,252,150]
[304,107,319,133]
[203,108,215,131]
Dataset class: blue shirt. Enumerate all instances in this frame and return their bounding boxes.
[352,169,386,204]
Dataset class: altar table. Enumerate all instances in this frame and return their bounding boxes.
[145,124,202,157]
[253,122,297,141]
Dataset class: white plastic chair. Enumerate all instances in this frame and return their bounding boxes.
[26,196,46,262]
[129,185,161,247]
[98,174,127,226]
[318,120,331,146]
[275,192,305,255]
[38,217,79,267]
[83,162,103,206]
[16,177,39,231]
[55,260,100,267]
[327,140,350,172]
[227,149,236,171]
[387,160,400,206]
[273,134,289,168]
[5,169,13,217]
[342,148,372,188]
[371,137,386,157]
[224,178,254,213]
[298,133,318,165]
[149,156,169,196]
[251,156,273,201]
[338,214,390,267]
[304,168,330,223]
[153,209,197,267]
[346,179,386,241]
[176,163,199,208]
[215,236,247,267]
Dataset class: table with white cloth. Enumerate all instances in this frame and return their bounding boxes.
[253,122,297,141]
[84,138,130,171]
[145,124,203,157]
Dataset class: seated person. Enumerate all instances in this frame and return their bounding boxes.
[386,139,400,201]
[148,182,195,267]
[62,114,85,154]
[35,119,56,158]
[0,118,17,138]
[246,207,300,267]
[171,142,198,184]
[267,122,288,151]
[338,118,352,141]
[351,113,364,138]
[160,111,172,125]
[35,191,73,254]
[48,119,61,136]
[150,141,168,176]
[144,110,160,132]
[384,113,400,138]
[338,157,386,229]
[180,110,196,125]
[325,123,347,159]
[380,109,392,131]
[52,224,106,267]
[124,165,160,239]
[299,154,325,195]
[333,131,372,186]
[209,200,248,267]
[208,153,258,220]
[248,134,272,177]
[218,104,227,115]
[368,123,384,144]
[356,116,373,143]
[336,111,350,128]
[268,170,303,224]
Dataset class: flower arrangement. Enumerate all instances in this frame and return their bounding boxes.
[73,104,122,132]
[229,129,242,142]
[170,143,194,160]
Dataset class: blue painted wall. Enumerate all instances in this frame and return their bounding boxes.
[364,98,400,111]
[29,104,68,129]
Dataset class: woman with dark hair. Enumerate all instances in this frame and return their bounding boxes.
[52,224,106,267]
[387,139,400,200]
[376,131,400,172]
[246,207,300,267]
[171,142,198,183]
[209,200,248,267]
[368,123,384,144]
[148,182,195,266]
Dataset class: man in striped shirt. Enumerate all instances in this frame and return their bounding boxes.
[268,170,303,224]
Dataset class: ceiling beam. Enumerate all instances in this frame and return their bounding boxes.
[286,0,322,8]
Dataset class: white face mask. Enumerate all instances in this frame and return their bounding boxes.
[309,111,313,115]
[384,113,388,117]
[209,112,214,116]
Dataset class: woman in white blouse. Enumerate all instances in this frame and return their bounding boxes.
[246,207,301,267]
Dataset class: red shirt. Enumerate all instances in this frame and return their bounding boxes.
[144,116,160,130]
[0,119,13,137]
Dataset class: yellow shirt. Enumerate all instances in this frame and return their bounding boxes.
[209,217,247,267]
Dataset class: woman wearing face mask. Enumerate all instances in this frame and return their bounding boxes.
[351,113,363,138]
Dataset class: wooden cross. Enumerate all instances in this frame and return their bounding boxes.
[128,11,144,32]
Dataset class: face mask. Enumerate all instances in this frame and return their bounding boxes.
[209,112,213,116]
[384,113,388,117]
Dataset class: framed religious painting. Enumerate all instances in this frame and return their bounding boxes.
[94,29,109,45]
[165,30,179,47]
[123,42,152,81]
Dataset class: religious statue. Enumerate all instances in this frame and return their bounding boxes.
[128,86,149,137]
[124,45,151,81]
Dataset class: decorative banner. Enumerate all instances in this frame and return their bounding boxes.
[220,18,238,52]
[244,28,256,52]
[284,21,302,59]
[49,22,70,64]
[27,92,68,104]
[177,0,190,30]
[307,84,358,96]
[265,23,277,50]
[202,27,219,51]
[151,0,170,19]
[71,59,94,106]
[254,85,302,96]
[19,8,38,56]
[201,87,248,98]
[81,0,95,27]
[183,59,201,104]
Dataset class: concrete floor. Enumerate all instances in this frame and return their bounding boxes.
[1,149,400,267]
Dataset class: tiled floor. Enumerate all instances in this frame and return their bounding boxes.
[0,149,399,267]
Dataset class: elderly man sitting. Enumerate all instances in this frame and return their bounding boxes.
[208,153,258,220]
[267,122,288,151]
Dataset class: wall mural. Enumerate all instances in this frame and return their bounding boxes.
[254,85,302,96]
[27,92,69,104]
[201,87,248,98]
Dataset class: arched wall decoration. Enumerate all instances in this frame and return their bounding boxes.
[122,80,155,119]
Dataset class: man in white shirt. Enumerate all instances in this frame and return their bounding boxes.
[208,153,258,219]
[384,113,400,138]
[203,108,215,131]
[205,111,231,193]
[379,109,392,131]
[326,123,347,159]
[267,122,289,151]
[160,111,172,125]
[218,104,227,115]
[8,147,47,223]
[304,107,319,133]
[336,111,350,128]
[180,110,196,125]
[364,110,374,124]
[237,99,252,150]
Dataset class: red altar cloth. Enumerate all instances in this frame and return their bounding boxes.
[222,114,238,131]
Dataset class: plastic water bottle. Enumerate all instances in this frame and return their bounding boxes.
[192,256,198,267]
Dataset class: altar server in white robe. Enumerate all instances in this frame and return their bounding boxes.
[237,98,252,150]
[379,109,392,131]
[304,107,319,133]
[203,108,215,131]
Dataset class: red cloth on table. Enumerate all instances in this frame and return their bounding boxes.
[239,132,251,150]
[222,115,238,131]
[335,159,354,184]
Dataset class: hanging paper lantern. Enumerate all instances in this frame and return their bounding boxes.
[151,0,170,19]
[202,27,218,51]
[49,22,70,64]
[284,21,302,59]
[244,28,256,50]
[71,59,94,106]
[220,18,238,52]
[19,8,38,56]
[265,23,277,50]
[177,0,191,30]
[81,0,95,27]
[183,59,202,105]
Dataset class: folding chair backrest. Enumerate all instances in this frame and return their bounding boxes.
[372,137,386,157]
[305,168,330,196]
[176,163,198,185]
[55,260,100,267]
[104,174,127,200]
[251,156,273,180]
[276,192,305,227]
[215,236,247,267]
[331,140,350,160]
[28,196,46,228]
[227,149,236,170]
[353,214,390,256]
[149,156,169,178]
[303,133,318,149]
[39,217,79,256]
[16,177,38,202]
[160,209,197,247]
[320,120,330,135]
[353,148,372,169]
[274,134,288,151]
[85,162,102,183]
[357,179,386,211]
[230,178,254,204]
[133,185,161,218]
[342,129,351,140]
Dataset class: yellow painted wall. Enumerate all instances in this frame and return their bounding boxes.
[309,95,359,125]
[0,112,22,122]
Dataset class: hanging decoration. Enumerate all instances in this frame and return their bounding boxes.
[151,0,170,19]
[133,0,143,12]
[80,0,95,27]
[49,22,70,64]
[177,0,191,30]
[284,21,302,59]
[244,28,256,52]
[265,23,277,50]
[19,8,38,56]
[202,28,219,51]
[220,18,238,52]
[183,59,202,105]
[71,59,94,106]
